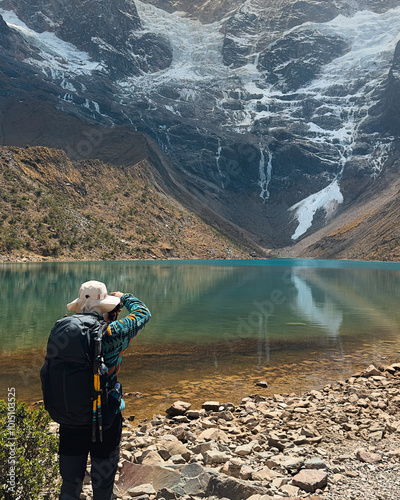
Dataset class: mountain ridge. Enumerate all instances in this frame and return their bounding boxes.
[1,0,400,260]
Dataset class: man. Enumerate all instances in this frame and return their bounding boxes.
[58,280,151,500]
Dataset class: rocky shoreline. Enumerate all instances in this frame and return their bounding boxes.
[52,363,400,500]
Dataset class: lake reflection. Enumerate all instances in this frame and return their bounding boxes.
[1,259,400,420]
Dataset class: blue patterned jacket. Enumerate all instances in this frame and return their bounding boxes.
[101,293,151,384]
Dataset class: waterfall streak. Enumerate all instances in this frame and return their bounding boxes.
[258,150,272,202]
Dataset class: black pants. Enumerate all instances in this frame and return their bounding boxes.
[58,413,122,500]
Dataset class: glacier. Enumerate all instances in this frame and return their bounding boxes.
[124,0,226,86]
[0,8,104,75]
[289,180,344,240]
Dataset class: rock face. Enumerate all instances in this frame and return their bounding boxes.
[1,0,172,78]
[257,29,349,92]
[222,0,341,69]
[367,40,400,137]
[0,14,10,36]
[1,0,400,251]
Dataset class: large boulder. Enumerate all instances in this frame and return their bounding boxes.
[116,462,181,495]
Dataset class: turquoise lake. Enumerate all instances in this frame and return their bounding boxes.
[1,259,400,420]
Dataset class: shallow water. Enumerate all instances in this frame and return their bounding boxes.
[1,259,400,421]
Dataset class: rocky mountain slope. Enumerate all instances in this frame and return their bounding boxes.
[0,145,256,261]
[281,151,400,261]
[1,0,400,259]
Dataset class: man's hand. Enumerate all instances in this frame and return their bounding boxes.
[110,291,124,298]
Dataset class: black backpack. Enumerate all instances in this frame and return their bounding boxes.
[40,314,118,441]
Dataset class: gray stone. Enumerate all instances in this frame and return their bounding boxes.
[116,463,181,496]
[386,363,400,373]
[160,437,191,461]
[369,430,384,441]
[268,432,286,451]
[239,465,252,480]
[173,415,190,424]
[247,496,271,500]
[170,424,190,441]
[190,441,215,455]
[170,454,186,464]
[234,440,258,456]
[156,487,180,499]
[280,483,299,496]
[292,469,328,493]
[166,401,191,417]
[304,457,326,470]
[206,474,268,500]
[127,483,156,497]
[220,459,244,478]
[198,428,229,443]
[180,463,205,478]
[158,448,171,461]
[280,456,304,472]
[182,471,212,496]
[186,409,204,420]
[201,418,216,429]
[355,449,382,464]
[217,410,235,421]
[301,426,317,438]
[202,401,221,412]
[252,466,283,482]
[265,455,284,469]
[203,450,230,465]
[363,365,381,377]
[121,449,133,461]
[140,450,164,466]
[271,477,286,489]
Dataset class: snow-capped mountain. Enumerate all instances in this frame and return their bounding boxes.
[1,0,399,249]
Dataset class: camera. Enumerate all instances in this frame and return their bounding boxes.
[108,301,124,322]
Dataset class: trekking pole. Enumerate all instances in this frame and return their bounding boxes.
[92,363,100,442]
[92,396,97,442]
[92,328,103,442]
[96,368,103,442]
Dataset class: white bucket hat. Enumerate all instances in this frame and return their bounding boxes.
[67,280,121,314]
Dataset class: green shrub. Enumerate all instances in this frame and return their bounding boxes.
[101,251,114,260]
[3,168,19,182]
[0,400,60,499]
[0,230,22,252]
